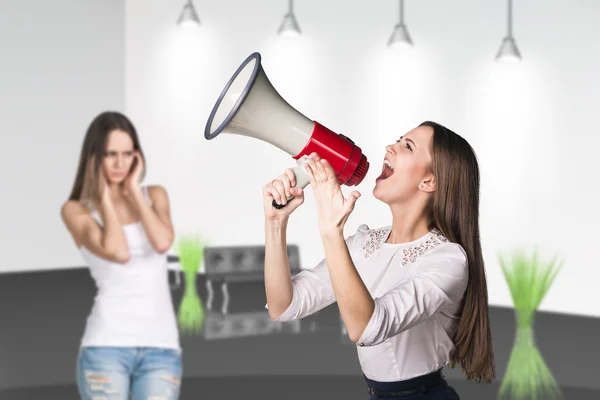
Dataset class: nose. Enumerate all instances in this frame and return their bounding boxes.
[385,144,394,154]
[116,155,124,168]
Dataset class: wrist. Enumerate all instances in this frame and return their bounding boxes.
[127,185,145,202]
[320,227,344,241]
[100,193,113,208]
[265,218,288,231]
[127,182,143,194]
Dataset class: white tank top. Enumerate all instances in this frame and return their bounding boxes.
[78,186,180,350]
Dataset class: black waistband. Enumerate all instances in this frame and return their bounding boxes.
[363,369,445,393]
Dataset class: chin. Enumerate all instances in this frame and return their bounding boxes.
[108,177,125,184]
[373,178,400,205]
[372,181,385,202]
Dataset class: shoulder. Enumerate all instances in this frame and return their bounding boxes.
[344,223,389,243]
[146,185,169,202]
[345,223,372,244]
[419,236,468,278]
[60,200,90,221]
[60,200,94,232]
[344,224,390,255]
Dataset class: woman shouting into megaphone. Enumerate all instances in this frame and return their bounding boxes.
[262,121,495,400]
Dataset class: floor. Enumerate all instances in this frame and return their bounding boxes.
[0,269,599,399]
[1,376,598,399]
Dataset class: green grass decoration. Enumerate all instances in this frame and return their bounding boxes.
[498,248,564,400]
[176,234,209,335]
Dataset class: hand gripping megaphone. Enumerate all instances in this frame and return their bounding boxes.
[204,52,369,209]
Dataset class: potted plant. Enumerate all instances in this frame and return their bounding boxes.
[497,248,563,400]
[175,234,209,335]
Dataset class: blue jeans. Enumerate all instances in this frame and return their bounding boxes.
[76,347,183,400]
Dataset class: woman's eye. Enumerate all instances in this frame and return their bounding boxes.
[405,143,412,151]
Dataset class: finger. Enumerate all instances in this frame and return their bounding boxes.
[278,172,293,197]
[263,185,282,205]
[290,186,304,197]
[307,156,325,183]
[262,184,274,197]
[272,180,287,205]
[308,152,323,175]
[132,153,140,172]
[310,152,326,176]
[286,187,305,207]
[304,163,317,187]
[320,159,337,180]
[344,191,361,213]
[284,168,296,188]
[269,181,283,205]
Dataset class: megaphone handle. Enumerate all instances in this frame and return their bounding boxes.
[272,157,311,209]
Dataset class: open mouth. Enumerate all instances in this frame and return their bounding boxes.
[376,159,394,181]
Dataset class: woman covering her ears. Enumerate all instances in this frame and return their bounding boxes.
[262,121,495,399]
[61,111,182,400]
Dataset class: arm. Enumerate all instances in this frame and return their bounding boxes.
[265,224,365,322]
[321,237,468,344]
[130,185,174,254]
[321,232,375,342]
[264,219,295,320]
[264,219,337,321]
[356,246,469,346]
[61,199,130,263]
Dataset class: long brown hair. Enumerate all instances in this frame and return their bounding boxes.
[420,121,496,383]
[68,111,145,202]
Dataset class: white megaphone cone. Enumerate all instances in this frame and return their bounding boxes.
[205,52,369,208]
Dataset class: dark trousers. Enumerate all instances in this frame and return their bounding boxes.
[364,369,460,399]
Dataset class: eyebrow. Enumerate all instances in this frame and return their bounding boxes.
[105,150,133,154]
[405,137,417,149]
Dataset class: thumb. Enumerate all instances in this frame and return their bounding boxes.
[286,187,305,207]
[344,191,361,213]
[290,187,304,198]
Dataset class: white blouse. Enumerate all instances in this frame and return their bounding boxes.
[266,224,469,382]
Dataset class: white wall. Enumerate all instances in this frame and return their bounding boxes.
[134,0,597,319]
[0,0,125,272]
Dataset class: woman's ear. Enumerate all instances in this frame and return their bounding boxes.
[419,176,436,192]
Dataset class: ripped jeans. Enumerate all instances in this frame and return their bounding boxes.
[76,347,182,400]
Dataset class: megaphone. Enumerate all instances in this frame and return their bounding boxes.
[204,52,369,208]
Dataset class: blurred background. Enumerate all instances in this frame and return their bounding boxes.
[0,0,598,398]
